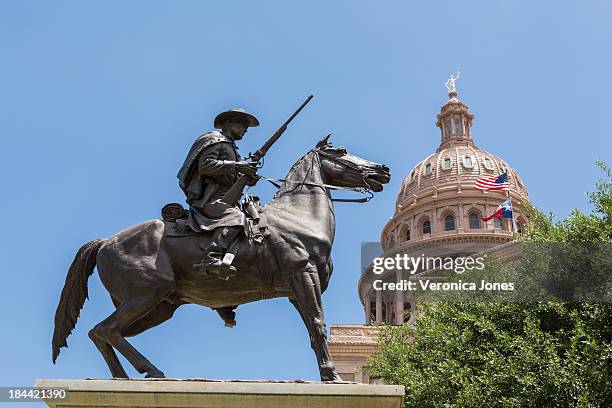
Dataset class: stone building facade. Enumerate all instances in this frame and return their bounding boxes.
[329,87,530,383]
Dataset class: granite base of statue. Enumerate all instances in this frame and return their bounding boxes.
[34,379,404,408]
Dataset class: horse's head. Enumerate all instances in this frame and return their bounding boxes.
[315,134,391,192]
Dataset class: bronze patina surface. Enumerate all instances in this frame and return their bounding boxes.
[52,102,390,381]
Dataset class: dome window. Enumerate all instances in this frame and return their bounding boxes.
[484,157,494,170]
[468,212,481,229]
[423,163,432,175]
[463,156,473,168]
[410,169,415,182]
[406,229,411,241]
[444,118,452,138]
[493,217,502,229]
[422,220,431,235]
[453,117,463,135]
[444,215,455,231]
[442,158,452,170]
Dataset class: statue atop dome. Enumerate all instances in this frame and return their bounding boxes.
[445,71,461,94]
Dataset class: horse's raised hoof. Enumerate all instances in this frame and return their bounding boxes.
[145,370,165,379]
[215,306,237,327]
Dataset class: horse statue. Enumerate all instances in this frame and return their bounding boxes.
[52,135,390,381]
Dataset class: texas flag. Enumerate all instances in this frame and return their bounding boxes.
[482,198,513,222]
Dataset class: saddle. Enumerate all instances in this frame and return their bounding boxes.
[161,197,271,243]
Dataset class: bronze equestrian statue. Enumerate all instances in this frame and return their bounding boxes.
[51,100,390,381]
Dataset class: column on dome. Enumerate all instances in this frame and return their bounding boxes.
[432,205,438,234]
[384,300,389,324]
[395,269,404,324]
[375,289,382,324]
[430,208,435,236]
[365,294,372,325]
[385,296,389,324]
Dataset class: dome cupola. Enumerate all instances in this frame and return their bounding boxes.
[435,72,475,151]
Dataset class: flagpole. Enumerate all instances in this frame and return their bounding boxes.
[507,189,516,239]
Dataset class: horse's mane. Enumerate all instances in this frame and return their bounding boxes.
[271,148,319,200]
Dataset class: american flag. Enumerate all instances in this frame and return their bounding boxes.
[475,172,510,191]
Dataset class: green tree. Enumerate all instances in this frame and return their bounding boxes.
[368,162,612,407]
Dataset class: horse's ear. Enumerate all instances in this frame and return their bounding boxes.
[316,133,332,149]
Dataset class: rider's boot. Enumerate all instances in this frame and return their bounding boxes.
[193,226,241,280]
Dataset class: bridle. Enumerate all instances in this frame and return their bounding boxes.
[260,148,375,203]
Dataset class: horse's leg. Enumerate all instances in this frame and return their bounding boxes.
[122,301,180,337]
[87,296,129,378]
[89,286,173,378]
[88,330,128,378]
[289,298,315,350]
[291,265,328,356]
[288,262,340,381]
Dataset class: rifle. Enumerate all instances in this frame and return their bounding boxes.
[221,95,314,204]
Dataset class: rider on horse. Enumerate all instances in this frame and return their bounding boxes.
[177,108,260,278]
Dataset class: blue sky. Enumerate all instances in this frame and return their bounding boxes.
[1,0,611,399]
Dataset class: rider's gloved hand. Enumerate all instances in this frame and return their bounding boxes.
[235,161,258,178]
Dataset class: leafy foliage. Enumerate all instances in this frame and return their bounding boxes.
[522,160,612,243]
[368,162,612,407]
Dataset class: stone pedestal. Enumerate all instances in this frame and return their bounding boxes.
[328,325,380,383]
[34,379,404,408]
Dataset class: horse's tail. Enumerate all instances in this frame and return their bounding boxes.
[52,239,105,363]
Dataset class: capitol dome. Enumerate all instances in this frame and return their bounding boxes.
[398,94,527,209]
[400,142,528,205]
[382,89,529,250]
[358,87,530,326]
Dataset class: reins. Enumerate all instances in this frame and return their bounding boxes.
[256,149,374,203]
[258,176,373,203]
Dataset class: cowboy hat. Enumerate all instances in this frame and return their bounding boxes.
[214,108,260,129]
